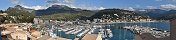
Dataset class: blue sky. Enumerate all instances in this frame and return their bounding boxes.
[0,0,176,10]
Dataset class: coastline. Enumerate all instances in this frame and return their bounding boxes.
[91,21,169,24]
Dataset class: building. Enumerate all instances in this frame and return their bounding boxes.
[170,19,176,40]
[33,18,43,24]
[10,31,28,40]
[0,23,35,40]
[0,13,7,40]
[93,19,103,23]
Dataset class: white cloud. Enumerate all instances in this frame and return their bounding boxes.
[10,0,22,5]
[160,4,176,10]
[10,0,47,10]
[124,7,135,11]
[46,0,105,10]
[46,0,75,7]
[22,5,47,10]
[146,6,157,9]
[63,0,74,3]
[99,7,106,10]
[10,0,105,10]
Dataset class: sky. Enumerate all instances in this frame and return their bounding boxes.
[0,0,176,10]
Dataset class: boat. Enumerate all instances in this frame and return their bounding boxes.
[72,29,82,34]
[88,28,96,34]
[61,28,74,32]
[66,29,77,34]
[49,31,57,38]
[99,29,107,38]
[106,29,113,38]
[108,33,113,38]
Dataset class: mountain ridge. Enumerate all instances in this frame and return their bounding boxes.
[4,5,176,20]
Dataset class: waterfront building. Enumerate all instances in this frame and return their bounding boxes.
[94,19,98,22]
[86,20,91,23]
[33,18,43,24]
[93,19,103,23]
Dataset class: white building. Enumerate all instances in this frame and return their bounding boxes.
[33,18,43,24]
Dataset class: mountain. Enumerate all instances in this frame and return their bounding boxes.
[39,10,96,21]
[157,10,176,20]
[35,5,83,16]
[6,5,176,21]
[1,5,96,21]
[88,9,148,21]
[135,9,176,20]
[6,5,34,13]
[34,5,96,20]
[5,5,35,23]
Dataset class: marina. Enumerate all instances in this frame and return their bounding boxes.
[41,21,170,40]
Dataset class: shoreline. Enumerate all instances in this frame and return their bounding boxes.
[91,21,169,24]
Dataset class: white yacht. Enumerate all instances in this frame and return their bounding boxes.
[61,28,74,32]
[49,31,57,38]
[66,29,77,34]
[88,28,96,34]
[100,29,106,38]
[106,29,113,38]
[72,29,82,34]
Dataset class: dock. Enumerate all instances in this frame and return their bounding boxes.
[76,29,90,37]
[82,34,102,40]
